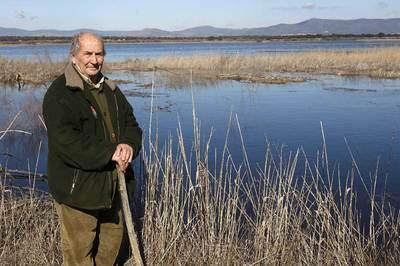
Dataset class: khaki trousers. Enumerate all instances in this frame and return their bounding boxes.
[55,197,123,266]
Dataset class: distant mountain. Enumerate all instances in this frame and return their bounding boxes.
[1,18,400,37]
[174,25,240,37]
[243,18,400,35]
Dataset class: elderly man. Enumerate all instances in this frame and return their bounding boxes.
[43,32,142,265]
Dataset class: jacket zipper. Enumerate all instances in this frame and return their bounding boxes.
[69,169,80,194]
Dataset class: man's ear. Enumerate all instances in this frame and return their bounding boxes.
[71,56,76,65]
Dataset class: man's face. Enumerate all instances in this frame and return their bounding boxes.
[72,34,105,80]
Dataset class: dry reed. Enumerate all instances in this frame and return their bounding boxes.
[1,127,400,264]
[0,57,65,86]
[109,47,400,79]
[0,186,61,265]
[138,114,400,265]
[0,112,61,265]
[1,108,400,265]
[1,48,399,87]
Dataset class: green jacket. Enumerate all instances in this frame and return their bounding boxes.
[43,63,142,209]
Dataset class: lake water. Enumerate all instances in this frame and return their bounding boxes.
[1,41,400,207]
[0,39,400,61]
[1,71,400,203]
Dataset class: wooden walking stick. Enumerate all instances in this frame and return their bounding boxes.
[117,167,144,266]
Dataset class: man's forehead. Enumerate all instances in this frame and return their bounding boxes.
[79,36,104,51]
[80,35,102,45]
[80,44,103,51]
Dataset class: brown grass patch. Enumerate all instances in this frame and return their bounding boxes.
[0,57,65,86]
[109,48,400,79]
[1,48,399,87]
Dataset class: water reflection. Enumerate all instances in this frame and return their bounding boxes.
[1,40,400,61]
[1,72,400,207]
[118,71,400,204]
[0,85,47,173]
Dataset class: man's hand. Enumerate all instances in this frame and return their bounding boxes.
[112,144,133,172]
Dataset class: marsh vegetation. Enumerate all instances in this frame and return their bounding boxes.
[1,116,400,265]
[109,47,400,80]
[0,57,65,87]
[1,45,400,265]
[1,48,400,87]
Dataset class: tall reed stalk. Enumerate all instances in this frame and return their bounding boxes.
[2,47,399,87]
[109,48,400,79]
[1,109,400,265]
[138,110,400,264]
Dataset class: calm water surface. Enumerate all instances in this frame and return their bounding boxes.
[1,40,400,206]
[1,39,400,61]
[1,72,400,205]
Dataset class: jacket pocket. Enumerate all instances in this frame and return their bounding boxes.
[69,168,80,194]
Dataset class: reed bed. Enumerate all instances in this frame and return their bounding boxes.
[2,110,400,264]
[138,116,400,265]
[0,185,61,265]
[0,57,65,86]
[110,47,400,79]
[1,119,400,264]
[1,48,399,87]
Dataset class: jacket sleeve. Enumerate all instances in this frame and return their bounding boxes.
[43,93,117,171]
[116,89,142,159]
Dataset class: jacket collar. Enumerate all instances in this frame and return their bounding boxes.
[64,62,116,91]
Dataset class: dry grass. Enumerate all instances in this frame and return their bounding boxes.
[1,114,400,265]
[2,134,400,264]
[109,47,400,79]
[0,57,65,86]
[138,116,400,265]
[1,48,399,87]
[0,186,61,265]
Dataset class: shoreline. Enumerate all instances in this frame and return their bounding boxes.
[2,126,400,265]
[1,47,400,86]
[1,34,400,46]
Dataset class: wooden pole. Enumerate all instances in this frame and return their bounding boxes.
[117,167,144,266]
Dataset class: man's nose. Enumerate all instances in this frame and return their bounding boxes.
[89,53,98,64]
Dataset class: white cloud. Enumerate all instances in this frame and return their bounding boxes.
[273,4,340,11]
[385,10,400,17]
[16,10,37,21]
[224,23,237,28]
[16,10,26,19]
[302,3,316,10]
[377,1,388,9]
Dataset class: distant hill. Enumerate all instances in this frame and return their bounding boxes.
[247,18,400,35]
[1,18,400,37]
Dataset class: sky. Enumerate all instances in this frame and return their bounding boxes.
[1,0,400,31]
